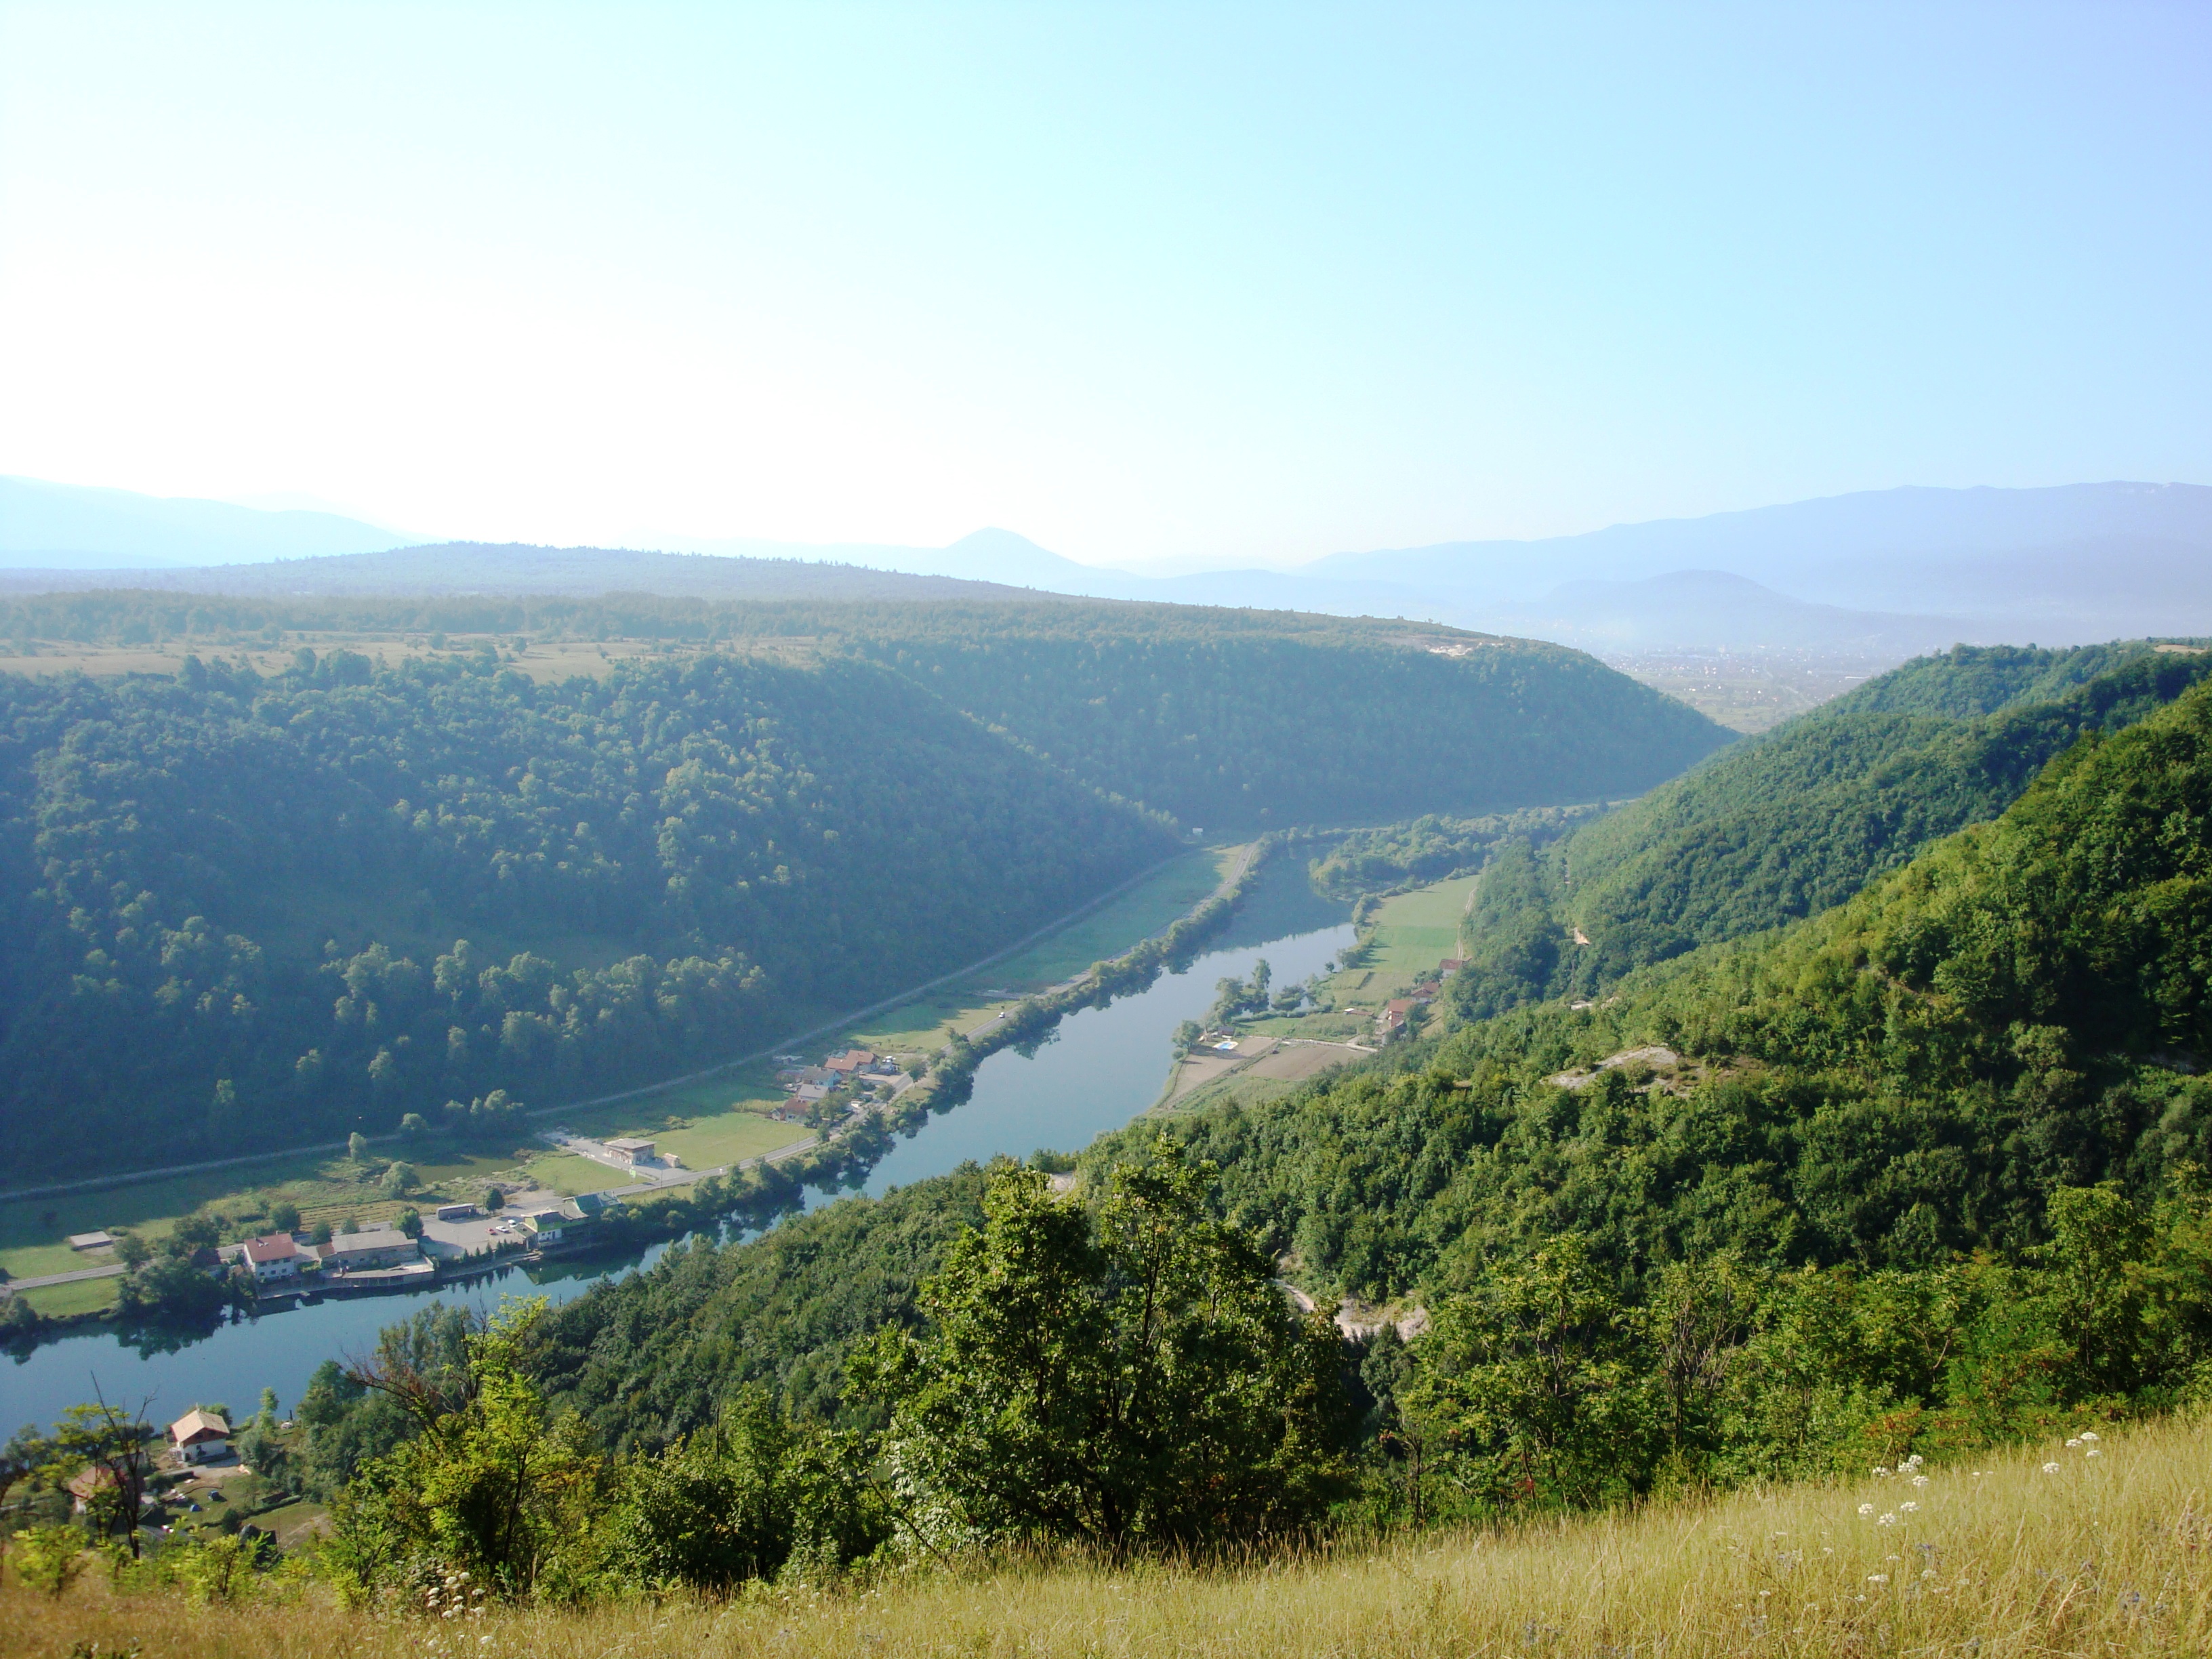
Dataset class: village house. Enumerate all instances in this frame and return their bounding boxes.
[68,1464,123,1512]
[1377,998,1418,1039]
[823,1049,876,1076]
[793,1082,831,1105]
[1438,958,1465,974]
[317,1226,423,1273]
[168,1408,231,1465]
[605,1136,656,1165]
[521,1200,594,1247]
[240,1232,304,1284]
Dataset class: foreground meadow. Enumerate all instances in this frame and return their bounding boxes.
[6,1416,2206,1658]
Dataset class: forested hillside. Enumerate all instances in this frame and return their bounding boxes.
[3,591,1729,828]
[0,603,1721,1180]
[0,654,1168,1179]
[499,672,2212,1525]
[1451,642,2212,1015]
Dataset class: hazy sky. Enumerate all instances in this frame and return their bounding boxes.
[2,3,2207,568]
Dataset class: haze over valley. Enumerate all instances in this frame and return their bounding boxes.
[3,6,2211,1655]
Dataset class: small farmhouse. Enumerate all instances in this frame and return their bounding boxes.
[605,1136,656,1164]
[68,1465,124,1511]
[169,1408,232,1465]
[241,1233,303,1283]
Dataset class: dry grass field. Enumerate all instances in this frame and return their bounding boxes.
[5,1415,2205,1658]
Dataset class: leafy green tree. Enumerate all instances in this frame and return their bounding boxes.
[604,1387,889,1591]
[165,1212,220,1257]
[7,1525,85,1597]
[113,1231,152,1269]
[1403,1240,1656,1512]
[268,1202,301,1235]
[0,1427,50,1570]
[394,1208,423,1239]
[381,1161,415,1198]
[854,1139,1351,1551]
[327,1300,594,1596]
[348,1132,370,1164]
[47,1399,155,1557]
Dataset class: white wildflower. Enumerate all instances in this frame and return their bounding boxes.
[1868,1574,1889,1585]
[2086,1448,2102,1458]
[1877,1513,1898,1526]
[2043,1462,2061,1474]
[2080,1431,2100,1443]
[1858,1503,1875,1517]
[1900,1502,1919,1513]
[2066,1437,2082,1449]
[1911,1474,1930,1488]
[1872,1465,1892,1478]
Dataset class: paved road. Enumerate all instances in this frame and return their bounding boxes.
[0,1261,127,1295]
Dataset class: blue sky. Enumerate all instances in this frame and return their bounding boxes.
[1,2,2205,567]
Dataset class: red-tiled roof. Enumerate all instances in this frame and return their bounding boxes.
[243,1233,298,1264]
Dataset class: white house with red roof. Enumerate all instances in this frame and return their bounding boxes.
[241,1232,304,1283]
[168,1408,232,1465]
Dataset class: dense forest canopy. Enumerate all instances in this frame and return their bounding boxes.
[0,601,1722,1180]
[1450,642,2212,1016]
[0,651,1168,1178]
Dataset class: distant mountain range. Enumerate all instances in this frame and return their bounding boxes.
[0,476,417,567]
[0,538,1040,603]
[5,476,2207,654]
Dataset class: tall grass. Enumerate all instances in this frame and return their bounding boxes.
[6,1416,2206,1657]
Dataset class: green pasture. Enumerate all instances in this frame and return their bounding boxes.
[1359,874,1477,985]
[18,1275,120,1317]
[544,1060,817,1174]
[852,846,1235,1054]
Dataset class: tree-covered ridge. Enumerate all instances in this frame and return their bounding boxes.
[1451,642,2212,1016]
[1124,674,2212,1309]
[5,590,1732,830]
[1306,804,1605,899]
[848,630,1723,828]
[0,653,1170,1176]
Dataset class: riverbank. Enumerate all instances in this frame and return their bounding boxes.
[0,843,1273,1351]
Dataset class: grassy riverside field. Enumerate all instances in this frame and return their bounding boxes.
[844,845,1237,1053]
[1159,870,1477,1113]
[5,1416,2203,1657]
